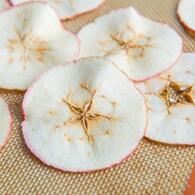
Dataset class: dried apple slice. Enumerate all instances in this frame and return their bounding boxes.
[0,2,79,90]
[177,0,195,37]
[22,58,147,172]
[78,7,183,82]
[0,0,10,11]
[10,0,105,20]
[0,98,12,149]
[137,53,195,145]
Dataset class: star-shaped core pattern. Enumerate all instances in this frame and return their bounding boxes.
[159,79,194,113]
[6,27,50,70]
[58,84,115,143]
[100,25,151,59]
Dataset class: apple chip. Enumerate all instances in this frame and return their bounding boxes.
[137,53,195,144]
[22,58,147,172]
[78,7,183,81]
[0,2,79,90]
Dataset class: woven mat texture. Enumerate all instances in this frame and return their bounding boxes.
[1,0,195,194]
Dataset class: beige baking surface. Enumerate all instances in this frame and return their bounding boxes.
[0,0,195,194]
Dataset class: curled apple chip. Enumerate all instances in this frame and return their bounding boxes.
[78,7,183,82]
[0,2,79,90]
[10,0,105,20]
[137,53,195,145]
[0,98,12,149]
[0,0,10,11]
[22,58,147,172]
[177,0,195,37]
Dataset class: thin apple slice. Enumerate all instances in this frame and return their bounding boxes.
[78,7,183,82]
[0,98,12,149]
[137,53,195,145]
[22,58,147,172]
[0,0,10,11]
[9,0,105,20]
[177,0,195,37]
[0,2,79,90]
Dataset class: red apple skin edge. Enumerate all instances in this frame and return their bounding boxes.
[0,1,11,12]
[62,0,106,21]
[5,0,12,6]
[177,12,195,38]
[145,137,195,146]
[0,102,13,151]
[0,1,80,89]
[21,58,148,174]
[8,0,106,21]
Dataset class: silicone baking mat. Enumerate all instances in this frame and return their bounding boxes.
[0,0,195,194]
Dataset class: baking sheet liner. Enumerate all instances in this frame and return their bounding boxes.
[0,0,195,194]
